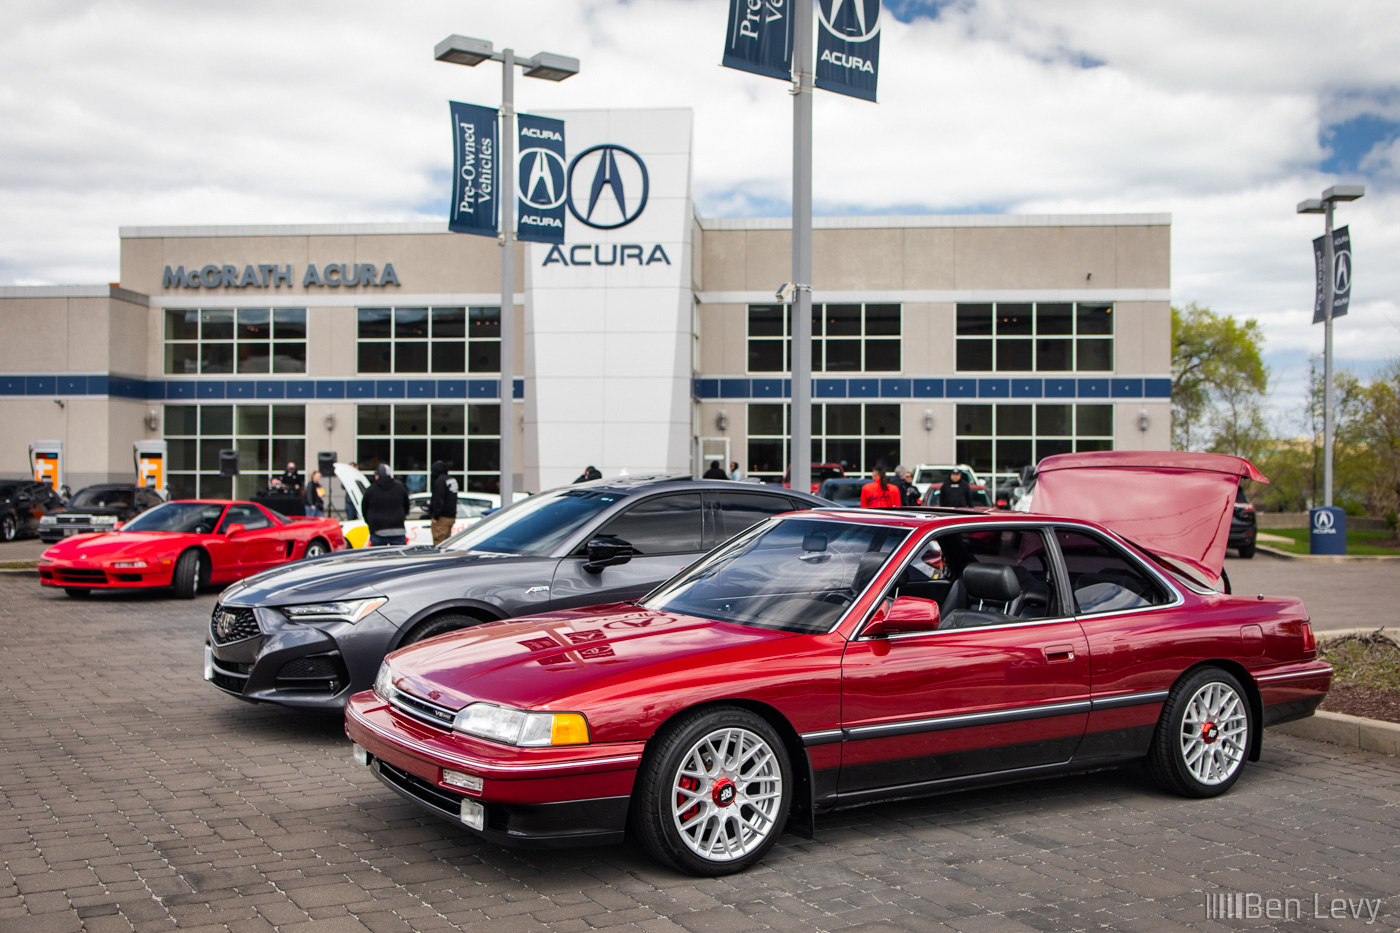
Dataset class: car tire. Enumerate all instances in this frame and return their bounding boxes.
[0,512,16,542]
[172,550,202,600]
[401,612,482,645]
[1148,667,1252,798]
[1238,543,1255,559]
[631,706,791,876]
[63,587,90,598]
[303,538,330,559]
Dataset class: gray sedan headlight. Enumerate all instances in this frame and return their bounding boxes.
[282,597,388,624]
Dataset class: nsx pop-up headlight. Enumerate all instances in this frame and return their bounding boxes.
[374,660,394,700]
[283,597,387,624]
[452,703,590,747]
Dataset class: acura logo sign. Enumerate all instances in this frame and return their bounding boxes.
[567,144,649,229]
[818,0,882,41]
[519,148,567,210]
[1313,510,1334,532]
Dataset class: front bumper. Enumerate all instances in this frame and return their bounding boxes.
[40,561,173,589]
[345,691,641,849]
[204,602,395,709]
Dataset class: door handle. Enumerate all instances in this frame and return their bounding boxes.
[1044,644,1075,663]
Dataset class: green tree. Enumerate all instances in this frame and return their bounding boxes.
[1342,358,1400,531]
[1171,303,1269,454]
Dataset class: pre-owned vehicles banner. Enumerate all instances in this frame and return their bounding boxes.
[815,0,881,102]
[516,113,567,244]
[1313,225,1353,323]
[722,0,794,81]
[448,101,499,237]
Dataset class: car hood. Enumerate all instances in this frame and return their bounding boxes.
[42,532,181,560]
[1029,450,1267,586]
[226,545,543,603]
[386,604,796,711]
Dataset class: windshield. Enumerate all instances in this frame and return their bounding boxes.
[441,488,622,555]
[69,487,134,510]
[640,517,910,634]
[122,502,226,534]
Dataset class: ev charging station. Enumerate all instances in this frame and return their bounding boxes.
[28,441,64,492]
[134,440,168,495]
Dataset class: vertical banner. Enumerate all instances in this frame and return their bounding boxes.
[1312,225,1354,323]
[722,0,795,81]
[516,114,567,244]
[815,0,881,102]
[448,101,499,237]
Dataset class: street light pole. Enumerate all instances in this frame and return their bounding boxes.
[1297,184,1363,509]
[790,0,813,496]
[435,35,579,504]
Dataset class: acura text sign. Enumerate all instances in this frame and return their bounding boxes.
[1312,225,1352,324]
[448,101,499,237]
[815,0,881,101]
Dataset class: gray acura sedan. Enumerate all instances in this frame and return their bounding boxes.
[205,475,826,709]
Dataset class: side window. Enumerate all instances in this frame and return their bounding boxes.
[594,493,704,555]
[219,504,271,532]
[1054,528,1171,614]
[712,492,800,542]
[928,527,1060,627]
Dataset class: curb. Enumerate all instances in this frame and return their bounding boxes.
[0,565,38,574]
[1270,711,1400,756]
[1256,544,1400,562]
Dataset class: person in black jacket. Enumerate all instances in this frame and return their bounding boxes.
[939,469,973,508]
[303,470,325,517]
[361,464,410,547]
[428,460,459,545]
[574,465,602,482]
[702,460,728,479]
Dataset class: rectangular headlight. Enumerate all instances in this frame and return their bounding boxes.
[451,703,589,747]
[284,597,387,624]
[39,515,56,524]
[92,516,118,525]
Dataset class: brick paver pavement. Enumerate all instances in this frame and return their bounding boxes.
[1,572,1398,932]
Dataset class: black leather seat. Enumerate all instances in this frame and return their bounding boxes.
[941,563,1022,629]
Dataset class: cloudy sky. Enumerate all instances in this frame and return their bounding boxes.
[4,0,1398,427]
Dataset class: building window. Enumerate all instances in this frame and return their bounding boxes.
[164,308,307,375]
[747,303,901,374]
[953,403,1113,477]
[955,302,1113,372]
[356,306,499,374]
[746,402,901,480]
[164,404,306,499]
[355,403,499,494]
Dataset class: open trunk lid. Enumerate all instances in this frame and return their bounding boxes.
[1029,450,1267,587]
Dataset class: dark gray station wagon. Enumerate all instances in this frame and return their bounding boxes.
[205,475,826,710]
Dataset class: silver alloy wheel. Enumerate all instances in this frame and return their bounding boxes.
[305,541,327,558]
[1,514,15,541]
[1179,680,1248,785]
[670,726,784,863]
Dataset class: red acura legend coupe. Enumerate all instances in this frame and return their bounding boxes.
[344,452,1331,875]
[41,499,345,598]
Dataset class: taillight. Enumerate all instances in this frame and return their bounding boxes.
[1301,621,1316,656]
[1237,502,1255,514]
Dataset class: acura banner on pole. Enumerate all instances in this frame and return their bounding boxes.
[815,0,881,102]
[1313,225,1353,324]
[448,101,499,237]
[722,0,794,81]
[516,114,567,244]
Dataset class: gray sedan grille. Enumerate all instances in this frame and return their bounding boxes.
[210,607,260,644]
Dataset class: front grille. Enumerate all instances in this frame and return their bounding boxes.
[388,688,458,730]
[55,568,107,584]
[57,514,90,525]
[115,574,142,582]
[274,654,347,693]
[375,759,463,815]
[210,607,260,644]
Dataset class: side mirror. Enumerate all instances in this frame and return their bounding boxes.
[224,523,247,537]
[862,596,941,637]
[583,536,633,574]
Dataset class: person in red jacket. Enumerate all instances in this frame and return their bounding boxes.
[860,466,903,509]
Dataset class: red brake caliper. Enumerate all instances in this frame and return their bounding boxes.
[677,776,700,821]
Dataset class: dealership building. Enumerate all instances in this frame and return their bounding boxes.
[0,108,1171,497]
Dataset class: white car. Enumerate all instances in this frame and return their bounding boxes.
[332,463,525,547]
[912,463,982,490]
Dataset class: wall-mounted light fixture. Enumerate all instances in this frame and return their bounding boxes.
[922,409,934,431]
[716,409,729,432]
[324,409,336,432]
[145,408,159,430]
[1137,408,1150,432]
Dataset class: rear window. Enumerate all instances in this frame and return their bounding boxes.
[69,487,134,509]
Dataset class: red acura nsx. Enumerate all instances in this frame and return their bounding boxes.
[41,499,346,598]
[344,452,1331,875]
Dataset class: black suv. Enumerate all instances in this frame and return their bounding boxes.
[39,484,164,543]
[205,475,827,710]
[0,480,64,542]
[1229,485,1257,558]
